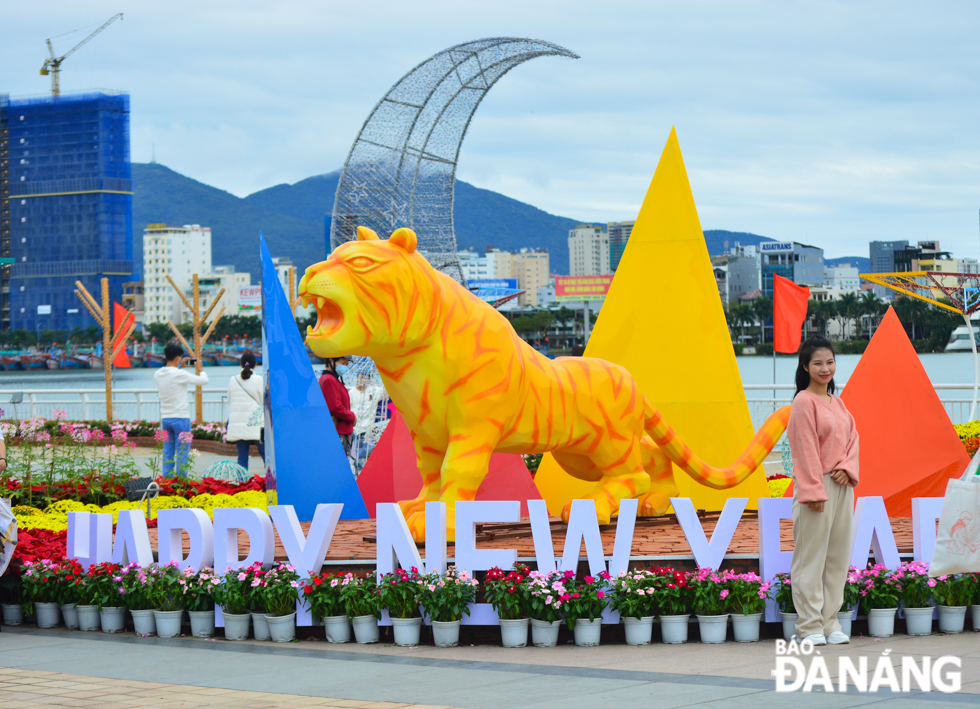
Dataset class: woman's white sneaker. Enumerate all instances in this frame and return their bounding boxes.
[827,631,850,644]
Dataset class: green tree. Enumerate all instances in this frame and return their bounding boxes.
[752,296,773,343]
[837,292,861,340]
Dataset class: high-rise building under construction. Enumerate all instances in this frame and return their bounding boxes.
[0,90,133,333]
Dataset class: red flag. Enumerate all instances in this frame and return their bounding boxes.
[112,303,135,368]
[773,273,810,353]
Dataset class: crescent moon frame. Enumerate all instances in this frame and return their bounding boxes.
[329,37,579,283]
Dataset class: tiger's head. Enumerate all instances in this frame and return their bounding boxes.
[299,226,445,359]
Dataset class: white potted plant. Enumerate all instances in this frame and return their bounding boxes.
[896,561,933,636]
[485,565,531,647]
[341,575,380,644]
[773,573,797,640]
[259,562,300,642]
[151,562,188,638]
[839,567,861,637]
[930,573,973,634]
[562,571,610,647]
[304,571,353,643]
[655,566,693,644]
[418,566,479,647]
[20,559,61,628]
[379,567,424,646]
[186,567,219,638]
[241,562,271,640]
[857,564,899,638]
[55,558,84,629]
[607,570,657,645]
[527,570,566,647]
[728,572,770,642]
[120,563,158,637]
[214,567,253,641]
[690,568,730,644]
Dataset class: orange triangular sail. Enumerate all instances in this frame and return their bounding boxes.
[112,303,134,369]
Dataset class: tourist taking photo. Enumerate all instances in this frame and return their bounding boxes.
[226,351,265,470]
[154,342,209,476]
[787,335,860,646]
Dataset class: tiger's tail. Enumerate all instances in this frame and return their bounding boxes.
[642,399,791,490]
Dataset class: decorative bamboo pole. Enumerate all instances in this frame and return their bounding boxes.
[165,274,225,423]
[74,278,135,423]
[287,267,299,314]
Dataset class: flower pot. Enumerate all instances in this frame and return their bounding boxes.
[351,614,379,644]
[780,611,798,641]
[34,602,60,629]
[837,609,854,637]
[251,612,270,641]
[154,609,184,638]
[131,609,156,637]
[867,607,897,638]
[61,603,79,630]
[222,612,251,641]
[903,607,933,636]
[189,610,215,638]
[431,619,461,647]
[573,618,602,647]
[1,604,23,626]
[267,612,296,643]
[696,614,729,644]
[972,604,980,632]
[659,614,690,644]
[530,618,561,647]
[323,615,351,643]
[100,606,126,633]
[732,613,762,643]
[391,616,423,646]
[623,616,654,646]
[76,605,100,631]
[499,618,529,647]
[938,605,967,635]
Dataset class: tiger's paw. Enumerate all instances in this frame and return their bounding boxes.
[560,495,615,526]
[637,489,672,517]
[406,510,457,543]
[398,496,430,519]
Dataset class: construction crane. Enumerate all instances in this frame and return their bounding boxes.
[40,13,123,97]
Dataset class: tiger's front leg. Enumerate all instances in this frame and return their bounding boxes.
[397,434,446,526]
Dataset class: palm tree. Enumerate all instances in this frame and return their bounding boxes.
[752,296,773,343]
[838,292,860,340]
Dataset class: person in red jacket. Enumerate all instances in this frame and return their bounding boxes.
[319,356,357,455]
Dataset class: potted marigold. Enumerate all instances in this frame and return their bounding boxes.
[258,563,300,642]
[304,571,354,643]
[120,563,159,636]
[562,570,610,647]
[773,572,796,640]
[341,574,380,643]
[20,559,61,628]
[689,568,731,644]
[856,565,901,637]
[930,573,974,634]
[527,570,567,647]
[379,567,425,646]
[484,565,531,647]
[187,567,220,638]
[607,570,657,646]
[151,562,190,638]
[727,572,770,643]
[896,561,933,636]
[54,558,84,629]
[652,566,692,644]
[418,567,479,647]
[214,567,254,641]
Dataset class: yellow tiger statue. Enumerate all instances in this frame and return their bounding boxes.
[300,227,790,541]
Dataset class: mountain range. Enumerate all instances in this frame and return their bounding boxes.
[131,163,869,282]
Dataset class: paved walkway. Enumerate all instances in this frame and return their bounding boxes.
[2,626,978,707]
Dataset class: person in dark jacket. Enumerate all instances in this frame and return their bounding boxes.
[319,356,356,455]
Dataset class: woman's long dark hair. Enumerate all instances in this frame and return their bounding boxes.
[794,335,837,397]
[240,351,257,380]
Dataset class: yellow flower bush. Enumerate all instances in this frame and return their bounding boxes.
[11,505,42,517]
[768,478,792,498]
[45,500,87,514]
[954,421,980,442]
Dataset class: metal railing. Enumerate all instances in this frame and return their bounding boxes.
[0,388,228,423]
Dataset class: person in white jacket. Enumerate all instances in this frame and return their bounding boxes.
[154,342,209,477]
[226,352,265,470]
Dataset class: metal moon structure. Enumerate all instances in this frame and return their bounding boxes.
[329,37,579,283]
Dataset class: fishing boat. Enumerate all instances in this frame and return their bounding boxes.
[44,357,60,370]
[61,355,88,369]
[87,354,103,369]
[22,354,48,370]
[216,351,241,366]
[144,352,166,368]
[0,355,23,371]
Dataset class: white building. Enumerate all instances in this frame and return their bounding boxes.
[180,265,251,324]
[458,250,490,282]
[823,264,861,292]
[568,225,611,276]
[143,224,212,324]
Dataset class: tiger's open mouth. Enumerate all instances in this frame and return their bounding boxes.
[302,294,344,338]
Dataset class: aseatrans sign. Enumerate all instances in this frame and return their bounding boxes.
[554,275,613,301]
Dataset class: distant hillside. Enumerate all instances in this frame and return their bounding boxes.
[702,229,775,256]
[826,256,870,272]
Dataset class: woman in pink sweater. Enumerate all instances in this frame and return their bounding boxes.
[787,335,859,647]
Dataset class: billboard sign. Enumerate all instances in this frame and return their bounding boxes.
[469,278,519,289]
[239,286,262,311]
[37,305,51,315]
[760,241,794,253]
[554,275,613,302]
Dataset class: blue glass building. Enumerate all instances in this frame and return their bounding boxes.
[0,91,133,333]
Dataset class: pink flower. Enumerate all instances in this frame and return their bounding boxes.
[154,429,169,443]
[719,589,729,599]
[596,591,605,599]
[927,579,937,587]
[237,572,247,581]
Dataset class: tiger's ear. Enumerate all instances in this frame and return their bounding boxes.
[389,228,417,254]
[357,226,380,241]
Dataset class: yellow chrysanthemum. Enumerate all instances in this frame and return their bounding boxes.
[45,500,86,514]
[768,478,792,498]
[954,421,980,442]
[232,491,268,509]
[17,515,69,532]
[12,505,43,517]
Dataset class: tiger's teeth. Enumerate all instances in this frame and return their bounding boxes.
[316,296,325,309]
[306,325,313,334]
[301,297,310,308]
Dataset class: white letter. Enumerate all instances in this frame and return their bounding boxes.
[111,510,153,567]
[775,639,786,656]
[869,655,900,692]
[932,657,961,693]
[528,499,557,573]
[804,657,834,693]
[157,508,214,571]
[838,656,867,692]
[455,501,519,575]
[851,497,901,570]
[560,499,606,575]
[608,498,638,577]
[911,498,944,564]
[66,511,112,571]
[213,508,273,572]
[773,657,805,692]
[901,656,930,692]
[759,497,793,622]
[375,503,423,578]
[671,497,747,570]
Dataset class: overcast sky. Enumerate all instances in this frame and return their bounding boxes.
[3,1,980,259]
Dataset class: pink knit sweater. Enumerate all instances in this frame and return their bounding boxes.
[787,390,860,503]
